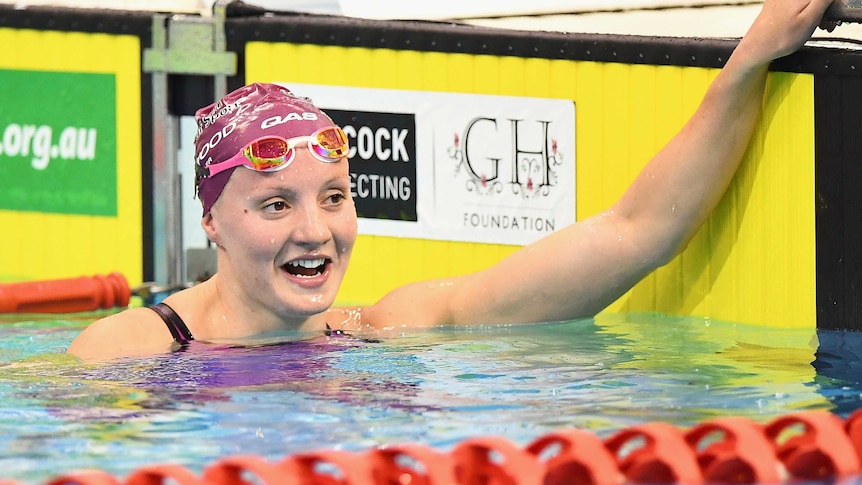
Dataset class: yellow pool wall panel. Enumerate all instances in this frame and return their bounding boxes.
[0,28,143,285]
[258,42,816,329]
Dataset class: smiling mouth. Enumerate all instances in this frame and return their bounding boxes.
[283,258,329,277]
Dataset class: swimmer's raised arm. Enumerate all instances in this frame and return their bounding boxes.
[364,0,834,328]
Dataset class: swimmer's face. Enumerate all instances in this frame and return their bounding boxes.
[204,147,357,319]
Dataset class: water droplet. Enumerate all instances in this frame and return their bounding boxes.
[270,238,276,244]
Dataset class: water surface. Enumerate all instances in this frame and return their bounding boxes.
[0,312,857,483]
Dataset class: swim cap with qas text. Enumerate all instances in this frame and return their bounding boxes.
[194,83,339,215]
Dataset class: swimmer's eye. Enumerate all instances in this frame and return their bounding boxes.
[324,192,347,206]
[264,200,288,212]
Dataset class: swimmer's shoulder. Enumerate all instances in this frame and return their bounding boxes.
[322,305,366,332]
[327,293,449,332]
[339,277,462,330]
[66,305,177,361]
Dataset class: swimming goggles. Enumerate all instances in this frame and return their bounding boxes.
[200,126,349,179]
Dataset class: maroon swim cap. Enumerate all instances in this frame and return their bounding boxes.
[194,82,339,215]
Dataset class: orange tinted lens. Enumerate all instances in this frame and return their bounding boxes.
[246,138,291,170]
[314,127,349,158]
[250,138,289,159]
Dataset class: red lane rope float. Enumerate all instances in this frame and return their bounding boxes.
[366,444,455,484]
[526,429,621,485]
[450,436,544,485]
[43,470,122,485]
[19,409,862,485]
[605,422,703,485]
[0,273,130,314]
[280,449,372,484]
[125,465,205,485]
[203,455,286,485]
[684,416,783,484]
[764,410,860,481]
[845,408,862,460]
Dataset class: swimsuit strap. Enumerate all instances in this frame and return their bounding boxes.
[325,323,350,337]
[150,302,195,345]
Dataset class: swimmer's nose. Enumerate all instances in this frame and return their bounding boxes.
[293,204,332,248]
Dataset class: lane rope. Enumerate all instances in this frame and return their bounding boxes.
[6,408,862,484]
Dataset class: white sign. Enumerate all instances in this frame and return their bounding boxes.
[282,83,576,246]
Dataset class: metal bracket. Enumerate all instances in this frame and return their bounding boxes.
[143,12,236,76]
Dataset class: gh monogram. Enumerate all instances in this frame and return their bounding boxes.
[449,117,563,199]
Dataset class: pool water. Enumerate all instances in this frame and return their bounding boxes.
[0,312,859,483]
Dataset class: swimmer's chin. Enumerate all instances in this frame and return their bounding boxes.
[290,298,338,319]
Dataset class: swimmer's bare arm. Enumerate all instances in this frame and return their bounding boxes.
[365,0,833,328]
[66,308,177,361]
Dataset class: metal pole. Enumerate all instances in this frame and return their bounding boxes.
[149,15,184,286]
[143,8,237,287]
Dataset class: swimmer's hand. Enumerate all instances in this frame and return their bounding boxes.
[737,0,835,67]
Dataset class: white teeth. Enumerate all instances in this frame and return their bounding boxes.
[288,258,325,269]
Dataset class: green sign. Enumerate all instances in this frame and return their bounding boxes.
[0,70,117,216]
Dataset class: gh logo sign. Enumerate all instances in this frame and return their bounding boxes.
[450,117,563,199]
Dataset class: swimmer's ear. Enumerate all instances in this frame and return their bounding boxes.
[201,212,220,245]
